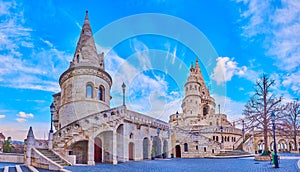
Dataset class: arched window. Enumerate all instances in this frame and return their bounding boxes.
[76,54,79,63]
[98,85,105,101]
[184,143,188,152]
[86,84,93,98]
[129,133,134,139]
[216,136,219,142]
[204,147,207,152]
[203,106,207,115]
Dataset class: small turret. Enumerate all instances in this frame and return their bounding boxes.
[25,126,35,165]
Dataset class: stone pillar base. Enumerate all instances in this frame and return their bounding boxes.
[87,160,95,166]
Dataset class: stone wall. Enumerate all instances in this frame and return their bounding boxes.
[0,153,24,163]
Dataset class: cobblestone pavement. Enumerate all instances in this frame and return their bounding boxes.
[65,157,300,172]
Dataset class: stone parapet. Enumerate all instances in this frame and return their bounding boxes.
[0,153,24,163]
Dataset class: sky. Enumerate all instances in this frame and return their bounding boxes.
[0,0,299,141]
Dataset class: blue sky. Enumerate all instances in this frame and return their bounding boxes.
[0,0,299,140]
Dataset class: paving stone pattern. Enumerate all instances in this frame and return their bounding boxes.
[65,158,300,172]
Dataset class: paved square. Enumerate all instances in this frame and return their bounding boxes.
[65,157,300,172]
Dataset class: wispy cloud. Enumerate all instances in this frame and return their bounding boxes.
[212,94,246,122]
[237,0,300,97]
[17,111,34,118]
[16,118,26,123]
[0,115,5,119]
[0,1,71,92]
[211,57,247,85]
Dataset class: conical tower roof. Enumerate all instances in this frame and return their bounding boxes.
[72,10,99,67]
[26,126,34,139]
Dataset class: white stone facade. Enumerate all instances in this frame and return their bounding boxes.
[169,59,242,158]
[50,11,171,165]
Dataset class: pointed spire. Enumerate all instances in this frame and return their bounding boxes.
[72,10,99,68]
[27,126,34,139]
[195,58,200,72]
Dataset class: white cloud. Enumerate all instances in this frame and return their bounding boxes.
[211,57,247,85]
[212,94,246,122]
[0,115,5,119]
[237,0,300,95]
[17,111,34,118]
[0,122,50,140]
[16,118,26,123]
[0,1,71,93]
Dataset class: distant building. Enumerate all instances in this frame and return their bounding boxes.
[169,59,242,158]
[0,132,5,153]
[11,141,24,154]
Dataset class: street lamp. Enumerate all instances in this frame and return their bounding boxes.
[176,111,179,125]
[271,112,279,168]
[242,120,245,143]
[122,82,126,106]
[49,103,55,133]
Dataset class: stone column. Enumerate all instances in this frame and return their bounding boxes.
[112,130,117,164]
[123,124,129,162]
[87,137,95,165]
[48,132,53,150]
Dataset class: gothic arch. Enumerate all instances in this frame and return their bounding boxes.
[86,82,94,98]
[143,137,150,160]
[98,85,105,101]
[69,140,88,164]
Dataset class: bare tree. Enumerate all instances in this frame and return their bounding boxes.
[281,100,300,151]
[243,74,281,153]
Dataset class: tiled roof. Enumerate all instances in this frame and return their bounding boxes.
[0,133,5,139]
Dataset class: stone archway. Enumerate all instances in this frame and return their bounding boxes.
[257,140,264,154]
[116,124,124,162]
[270,141,274,151]
[175,145,181,158]
[96,131,114,163]
[289,141,294,151]
[94,137,102,163]
[152,136,162,158]
[143,138,149,160]
[129,142,134,160]
[70,140,88,164]
[163,140,168,158]
[278,139,287,152]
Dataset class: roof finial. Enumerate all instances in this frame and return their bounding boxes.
[85,10,89,20]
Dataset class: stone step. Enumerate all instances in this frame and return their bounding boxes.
[37,149,70,166]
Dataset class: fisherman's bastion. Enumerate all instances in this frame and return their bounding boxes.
[20,11,299,171]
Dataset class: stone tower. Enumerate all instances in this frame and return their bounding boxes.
[181,59,215,126]
[53,11,112,129]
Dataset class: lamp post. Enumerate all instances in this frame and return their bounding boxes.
[176,111,179,125]
[49,103,54,133]
[242,120,245,143]
[271,112,279,168]
[122,82,126,106]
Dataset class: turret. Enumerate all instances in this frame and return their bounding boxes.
[24,126,35,166]
[181,58,215,121]
[54,11,112,129]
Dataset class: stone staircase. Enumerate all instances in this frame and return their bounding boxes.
[37,149,70,166]
[234,134,252,151]
[215,150,250,157]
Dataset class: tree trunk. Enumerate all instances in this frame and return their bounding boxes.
[263,126,268,151]
[294,131,297,151]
